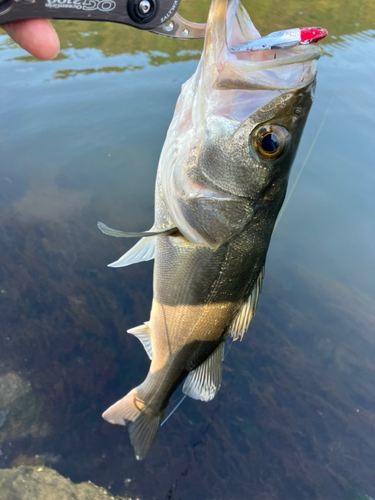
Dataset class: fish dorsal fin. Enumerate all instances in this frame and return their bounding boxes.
[98,222,177,238]
[183,342,225,402]
[229,266,265,341]
[108,237,155,268]
[128,323,153,360]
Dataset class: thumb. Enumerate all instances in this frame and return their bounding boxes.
[2,19,60,60]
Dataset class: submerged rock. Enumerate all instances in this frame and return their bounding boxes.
[0,373,31,408]
[0,466,130,500]
[0,373,50,443]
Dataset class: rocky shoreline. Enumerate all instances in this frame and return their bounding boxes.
[0,466,130,500]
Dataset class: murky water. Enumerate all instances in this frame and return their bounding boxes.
[0,1,375,499]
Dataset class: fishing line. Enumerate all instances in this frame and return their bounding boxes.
[274,85,337,231]
[161,336,235,427]
[224,336,235,359]
[161,394,187,427]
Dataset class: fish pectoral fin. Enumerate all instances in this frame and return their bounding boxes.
[100,222,178,268]
[229,266,265,341]
[128,323,153,360]
[102,388,163,461]
[183,342,225,402]
[108,237,155,268]
[97,222,178,238]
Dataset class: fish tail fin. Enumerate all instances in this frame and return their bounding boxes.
[102,388,163,460]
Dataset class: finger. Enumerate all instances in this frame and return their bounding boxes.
[2,19,60,60]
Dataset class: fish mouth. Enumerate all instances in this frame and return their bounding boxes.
[208,0,322,91]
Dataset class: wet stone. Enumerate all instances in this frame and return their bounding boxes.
[0,373,31,406]
[10,454,45,468]
[0,466,130,500]
[0,373,50,443]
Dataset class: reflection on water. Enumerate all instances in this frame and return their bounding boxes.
[0,1,375,499]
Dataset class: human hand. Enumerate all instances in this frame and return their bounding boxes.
[2,19,59,60]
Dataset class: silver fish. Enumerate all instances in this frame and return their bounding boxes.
[99,0,323,460]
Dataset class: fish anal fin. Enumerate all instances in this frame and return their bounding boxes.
[183,342,225,402]
[102,388,163,460]
[108,237,155,268]
[128,323,153,360]
[229,266,265,341]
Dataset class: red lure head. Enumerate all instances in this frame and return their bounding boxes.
[300,27,328,44]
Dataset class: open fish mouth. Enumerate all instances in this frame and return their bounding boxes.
[158,0,326,248]
[210,0,324,92]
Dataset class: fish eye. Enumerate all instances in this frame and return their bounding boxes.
[252,125,289,161]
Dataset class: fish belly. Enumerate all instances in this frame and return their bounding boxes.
[147,226,269,391]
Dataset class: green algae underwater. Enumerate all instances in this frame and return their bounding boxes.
[0,0,375,499]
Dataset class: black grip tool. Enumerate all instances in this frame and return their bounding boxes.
[0,0,206,38]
